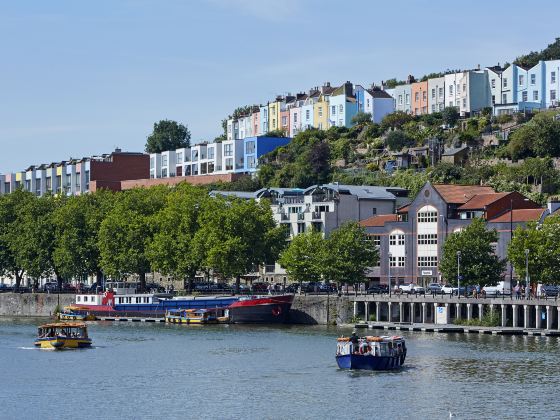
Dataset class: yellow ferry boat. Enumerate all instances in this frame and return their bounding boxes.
[34,322,92,349]
[165,308,229,324]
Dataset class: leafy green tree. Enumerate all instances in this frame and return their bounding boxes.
[380,111,414,131]
[385,130,414,151]
[98,187,168,291]
[0,189,34,289]
[52,190,115,285]
[508,216,560,285]
[278,232,325,287]
[514,37,560,68]
[195,197,285,293]
[428,162,465,183]
[145,120,191,153]
[508,111,560,159]
[351,111,372,126]
[442,107,460,127]
[322,222,378,287]
[439,218,505,287]
[148,184,208,293]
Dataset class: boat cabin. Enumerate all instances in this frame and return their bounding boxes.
[37,323,89,339]
[336,336,405,357]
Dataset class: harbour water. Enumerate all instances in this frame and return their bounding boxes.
[1,317,560,419]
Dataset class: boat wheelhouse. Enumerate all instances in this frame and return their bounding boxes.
[335,335,406,370]
[165,308,229,324]
[34,322,92,349]
[58,306,96,321]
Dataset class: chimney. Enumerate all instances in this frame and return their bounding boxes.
[407,75,415,84]
[344,81,353,97]
[114,147,122,153]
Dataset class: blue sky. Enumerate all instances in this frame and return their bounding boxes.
[0,0,559,172]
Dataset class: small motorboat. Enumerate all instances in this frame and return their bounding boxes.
[336,334,406,370]
[165,308,229,324]
[58,306,97,321]
[34,322,92,349]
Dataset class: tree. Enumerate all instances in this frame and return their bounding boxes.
[278,232,325,286]
[442,107,459,127]
[514,37,560,68]
[380,111,414,131]
[439,218,505,287]
[98,187,168,291]
[385,130,414,151]
[0,189,34,290]
[195,197,285,293]
[351,111,372,126]
[145,120,191,153]
[508,111,560,159]
[508,216,560,285]
[147,184,208,293]
[322,222,378,287]
[52,190,115,285]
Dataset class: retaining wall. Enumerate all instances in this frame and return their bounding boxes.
[0,293,75,317]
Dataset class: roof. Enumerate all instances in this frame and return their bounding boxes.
[433,184,495,204]
[457,193,510,210]
[209,191,256,199]
[359,214,399,227]
[397,204,410,213]
[442,145,468,156]
[489,208,545,223]
[305,183,405,200]
[366,89,393,99]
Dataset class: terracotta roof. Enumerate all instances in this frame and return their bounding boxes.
[457,193,510,210]
[433,184,495,204]
[360,214,399,227]
[489,208,545,223]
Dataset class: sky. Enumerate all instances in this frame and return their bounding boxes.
[0,0,559,172]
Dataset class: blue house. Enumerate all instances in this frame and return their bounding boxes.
[243,136,291,173]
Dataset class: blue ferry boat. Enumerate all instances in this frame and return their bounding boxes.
[336,335,406,370]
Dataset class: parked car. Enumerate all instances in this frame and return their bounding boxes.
[251,282,268,293]
[426,283,442,294]
[42,281,58,293]
[367,285,389,294]
[0,284,13,292]
[540,284,559,297]
[284,283,299,293]
[441,284,458,295]
[397,283,425,294]
[482,281,506,296]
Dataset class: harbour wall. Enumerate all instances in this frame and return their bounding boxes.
[0,293,75,317]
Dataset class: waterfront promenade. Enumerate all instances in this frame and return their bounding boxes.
[350,293,560,330]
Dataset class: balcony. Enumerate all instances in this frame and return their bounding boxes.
[311,212,322,220]
[280,213,289,222]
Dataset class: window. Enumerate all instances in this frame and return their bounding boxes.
[418,256,438,267]
[162,155,168,166]
[417,207,437,223]
[339,104,343,113]
[531,74,536,85]
[533,91,539,101]
[293,113,298,123]
[449,85,453,95]
[389,233,405,246]
[519,75,524,85]
[297,223,305,234]
[502,93,507,103]
[432,104,435,112]
[318,107,323,117]
[462,98,466,108]
[245,141,255,154]
[368,235,381,248]
[282,116,287,126]
[439,87,443,98]
[176,152,183,164]
[389,256,405,267]
[398,95,403,105]
[431,89,435,99]
[208,147,214,160]
[415,92,419,101]
[418,234,437,245]
[331,105,336,115]
[366,98,370,107]
[314,205,329,213]
[405,94,410,105]
[422,91,427,101]
[225,158,233,171]
[200,162,207,175]
[552,72,557,84]
[552,90,557,101]
[372,208,377,216]
[491,79,495,88]
[288,206,302,214]
[162,168,168,177]
[462,83,466,92]
[191,150,198,161]
[247,156,256,169]
[522,91,528,102]
[224,144,233,157]
[492,95,495,105]
[208,162,215,173]
[305,110,310,120]
[150,157,155,169]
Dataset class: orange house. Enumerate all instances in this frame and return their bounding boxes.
[411,81,429,115]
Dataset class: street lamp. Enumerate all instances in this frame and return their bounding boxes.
[388,252,392,296]
[525,249,530,300]
[457,251,461,298]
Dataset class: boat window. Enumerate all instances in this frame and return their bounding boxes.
[84,296,88,302]
[77,296,81,302]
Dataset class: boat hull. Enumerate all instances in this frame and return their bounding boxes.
[165,316,218,324]
[34,338,92,349]
[228,295,294,324]
[336,353,406,370]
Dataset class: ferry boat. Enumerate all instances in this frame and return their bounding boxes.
[165,308,229,324]
[228,294,294,324]
[34,322,92,349]
[335,335,406,370]
[58,306,97,321]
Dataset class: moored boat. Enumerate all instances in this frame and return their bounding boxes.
[165,308,229,324]
[58,306,97,321]
[336,335,406,370]
[34,322,92,349]
[227,294,294,324]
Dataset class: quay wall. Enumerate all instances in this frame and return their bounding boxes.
[0,293,74,317]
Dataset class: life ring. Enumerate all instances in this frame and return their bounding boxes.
[272,306,282,316]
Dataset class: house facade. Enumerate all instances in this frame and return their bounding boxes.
[411,81,429,115]
[427,77,445,113]
[393,84,412,114]
[329,82,357,127]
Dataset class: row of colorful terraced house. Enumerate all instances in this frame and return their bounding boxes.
[227,60,560,140]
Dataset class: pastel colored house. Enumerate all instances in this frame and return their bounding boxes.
[260,105,269,135]
[545,60,560,107]
[268,97,284,132]
[411,81,429,115]
[251,109,261,137]
[358,86,395,123]
[243,136,291,173]
[314,82,335,130]
[393,84,412,114]
[329,81,357,127]
[288,93,307,137]
[427,77,445,113]
[301,89,319,130]
[444,70,491,116]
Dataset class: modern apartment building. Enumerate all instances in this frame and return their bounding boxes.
[0,150,149,197]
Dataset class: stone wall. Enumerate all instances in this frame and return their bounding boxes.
[289,295,353,325]
[0,293,75,317]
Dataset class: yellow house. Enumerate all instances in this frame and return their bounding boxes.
[268,97,283,132]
